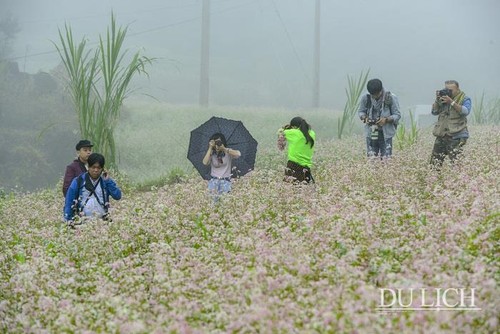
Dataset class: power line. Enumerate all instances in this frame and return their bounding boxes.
[17,1,201,24]
[16,0,246,25]
[129,0,255,37]
[6,0,256,62]
[269,0,310,84]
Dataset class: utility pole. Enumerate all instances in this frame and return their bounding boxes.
[199,0,210,107]
[312,0,320,109]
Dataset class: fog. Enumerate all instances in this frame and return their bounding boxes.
[3,0,500,109]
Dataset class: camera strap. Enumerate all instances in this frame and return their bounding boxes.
[79,175,107,212]
[366,91,397,127]
[366,91,391,111]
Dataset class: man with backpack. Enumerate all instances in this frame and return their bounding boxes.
[63,153,122,226]
[358,78,401,158]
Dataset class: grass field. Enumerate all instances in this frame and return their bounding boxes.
[0,104,499,333]
[115,102,347,184]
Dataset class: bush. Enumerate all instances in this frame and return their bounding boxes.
[0,62,78,192]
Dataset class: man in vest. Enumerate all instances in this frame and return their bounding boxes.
[430,80,472,166]
[358,78,401,158]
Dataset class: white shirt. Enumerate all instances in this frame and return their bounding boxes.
[81,178,106,218]
[210,153,233,178]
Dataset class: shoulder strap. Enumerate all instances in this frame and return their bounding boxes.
[74,174,84,202]
[366,92,393,107]
[384,91,398,126]
[71,174,85,217]
[72,176,108,218]
[79,160,86,173]
[366,92,395,121]
[366,92,397,124]
[384,91,392,107]
[77,175,103,207]
[84,177,108,213]
[77,174,84,189]
[99,180,109,213]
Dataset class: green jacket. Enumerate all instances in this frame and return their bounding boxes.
[284,128,315,168]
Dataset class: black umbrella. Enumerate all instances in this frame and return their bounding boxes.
[188,116,258,180]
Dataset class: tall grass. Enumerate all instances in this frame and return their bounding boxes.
[54,24,99,143]
[337,69,369,139]
[395,108,420,150]
[54,14,153,168]
[472,93,500,125]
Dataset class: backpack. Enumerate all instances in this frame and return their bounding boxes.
[71,174,109,219]
[365,91,398,127]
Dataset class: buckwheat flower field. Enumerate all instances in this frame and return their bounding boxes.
[0,125,498,333]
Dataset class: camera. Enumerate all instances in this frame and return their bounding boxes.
[214,139,222,147]
[366,118,379,126]
[438,88,452,97]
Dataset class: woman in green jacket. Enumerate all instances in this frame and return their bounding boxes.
[278,117,315,183]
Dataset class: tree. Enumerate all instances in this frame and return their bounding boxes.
[0,14,21,60]
[54,13,153,168]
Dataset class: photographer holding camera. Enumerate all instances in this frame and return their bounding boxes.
[430,80,472,167]
[277,116,315,183]
[202,133,241,199]
[358,79,401,158]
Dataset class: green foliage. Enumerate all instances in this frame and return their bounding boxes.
[395,109,420,150]
[472,93,500,125]
[134,168,187,192]
[104,168,134,194]
[54,13,153,168]
[54,22,99,142]
[166,167,187,185]
[337,69,369,139]
[0,62,77,192]
[0,14,21,60]
[193,213,211,241]
[0,187,11,215]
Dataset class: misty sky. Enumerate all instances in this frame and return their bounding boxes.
[2,0,500,110]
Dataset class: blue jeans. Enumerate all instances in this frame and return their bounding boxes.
[208,178,231,202]
[366,131,393,158]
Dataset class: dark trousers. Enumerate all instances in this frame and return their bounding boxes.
[430,136,467,166]
[285,160,314,183]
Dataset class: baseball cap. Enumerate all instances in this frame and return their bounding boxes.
[76,140,94,150]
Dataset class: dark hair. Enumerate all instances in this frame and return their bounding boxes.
[87,153,105,168]
[290,117,314,148]
[367,79,383,95]
[210,133,227,146]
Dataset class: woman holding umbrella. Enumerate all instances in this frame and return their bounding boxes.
[278,117,315,183]
[202,133,241,197]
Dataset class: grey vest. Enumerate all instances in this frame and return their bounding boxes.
[432,104,467,137]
